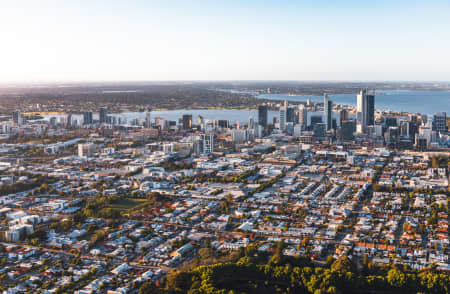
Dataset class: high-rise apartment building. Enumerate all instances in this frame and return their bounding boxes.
[78,143,95,158]
[202,133,214,154]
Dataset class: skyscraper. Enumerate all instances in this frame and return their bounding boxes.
[434,112,447,133]
[356,89,375,134]
[298,104,307,130]
[182,114,193,130]
[367,92,375,126]
[202,133,214,154]
[83,112,93,125]
[231,129,247,143]
[99,107,108,124]
[145,109,152,128]
[12,110,22,126]
[339,109,348,126]
[286,106,295,123]
[279,100,287,130]
[340,120,354,141]
[399,120,410,137]
[248,117,255,129]
[323,94,333,130]
[66,114,72,128]
[258,105,268,128]
[313,123,326,139]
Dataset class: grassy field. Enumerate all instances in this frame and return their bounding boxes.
[107,198,147,211]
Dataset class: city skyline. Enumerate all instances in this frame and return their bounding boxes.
[0,1,449,293]
[1,0,450,83]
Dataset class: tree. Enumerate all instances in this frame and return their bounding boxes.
[139,282,161,294]
[387,268,406,289]
[363,254,369,268]
[331,256,352,273]
[326,256,336,267]
[165,271,194,292]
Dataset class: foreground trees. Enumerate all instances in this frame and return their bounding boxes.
[141,256,449,294]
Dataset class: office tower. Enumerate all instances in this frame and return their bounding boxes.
[191,135,203,156]
[399,120,410,137]
[385,126,400,147]
[2,122,11,134]
[155,117,166,130]
[293,124,302,138]
[279,100,287,130]
[385,117,397,127]
[66,114,72,128]
[286,106,295,123]
[415,137,428,151]
[356,89,375,134]
[83,112,93,125]
[202,133,214,154]
[339,109,348,126]
[433,112,447,133]
[182,114,193,130]
[340,120,354,141]
[12,110,22,126]
[145,110,152,128]
[310,116,323,128]
[313,123,326,139]
[286,122,294,136]
[231,129,247,143]
[78,143,95,158]
[49,117,57,127]
[409,114,418,140]
[418,119,433,145]
[298,104,307,130]
[203,120,215,132]
[255,125,263,138]
[99,107,108,124]
[323,94,333,130]
[218,120,229,128]
[332,118,337,130]
[367,92,375,126]
[248,117,255,129]
[374,124,383,137]
[258,105,268,128]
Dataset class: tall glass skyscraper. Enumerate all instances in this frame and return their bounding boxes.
[258,105,268,128]
[356,89,375,134]
[323,94,333,130]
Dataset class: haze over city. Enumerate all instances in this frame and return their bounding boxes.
[1,0,450,83]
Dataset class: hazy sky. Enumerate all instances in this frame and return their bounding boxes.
[1,0,449,83]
